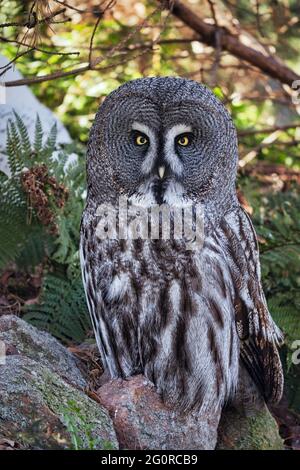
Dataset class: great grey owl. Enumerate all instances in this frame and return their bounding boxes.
[80,77,283,412]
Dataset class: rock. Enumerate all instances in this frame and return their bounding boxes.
[0,356,118,450]
[0,315,118,450]
[97,375,283,450]
[97,375,221,450]
[217,406,284,450]
[216,363,283,449]
[0,315,85,389]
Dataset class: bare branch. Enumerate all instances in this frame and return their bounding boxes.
[53,0,86,13]
[3,44,158,88]
[0,48,35,71]
[0,20,23,28]
[207,0,218,26]
[238,132,300,168]
[53,0,110,14]
[254,0,265,37]
[0,36,80,57]
[90,2,164,69]
[159,0,300,86]
[238,123,300,137]
[4,64,90,87]
[0,8,67,29]
[89,15,103,67]
[209,29,222,87]
[86,38,197,52]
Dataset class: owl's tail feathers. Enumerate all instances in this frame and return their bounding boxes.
[240,336,284,405]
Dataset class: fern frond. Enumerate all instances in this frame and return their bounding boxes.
[268,296,300,349]
[6,121,23,175]
[41,122,57,163]
[24,273,91,343]
[13,110,31,156]
[15,228,53,269]
[34,114,43,153]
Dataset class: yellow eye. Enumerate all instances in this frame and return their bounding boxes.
[177,135,190,146]
[135,134,148,146]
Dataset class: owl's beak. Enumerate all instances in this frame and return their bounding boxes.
[158,166,165,179]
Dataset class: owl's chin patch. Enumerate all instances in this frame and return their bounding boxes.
[128,177,191,208]
[152,177,169,205]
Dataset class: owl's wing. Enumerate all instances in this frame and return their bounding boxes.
[220,206,284,404]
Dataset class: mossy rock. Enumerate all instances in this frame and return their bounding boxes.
[217,406,283,450]
[0,356,118,449]
[0,314,86,389]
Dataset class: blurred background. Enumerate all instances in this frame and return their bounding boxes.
[0,0,299,449]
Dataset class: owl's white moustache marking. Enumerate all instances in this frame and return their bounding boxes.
[129,179,192,208]
[128,179,157,207]
[163,180,193,207]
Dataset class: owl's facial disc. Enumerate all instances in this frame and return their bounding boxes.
[99,93,234,204]
[132,121,193,180]
[87,78,238,211]
[129,121,196,205]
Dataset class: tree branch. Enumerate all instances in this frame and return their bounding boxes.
[3,64,90,87]
[238,123,300,137]
[0,36,80,56]
[160,0,299,86]
[0,8,67,29]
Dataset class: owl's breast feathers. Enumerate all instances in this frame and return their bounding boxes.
[80,205,283,412]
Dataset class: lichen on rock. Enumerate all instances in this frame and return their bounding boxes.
[0,316,118,450]
[0,314,85,389]
[217,406,284,450]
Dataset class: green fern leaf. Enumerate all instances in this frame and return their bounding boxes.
[24,273,91,343]
[34,114,43,153]
[13,110,31,156]
[41,122,58,162]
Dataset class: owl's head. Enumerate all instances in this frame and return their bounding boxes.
[87,77,238,213]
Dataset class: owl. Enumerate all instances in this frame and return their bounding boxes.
[80,77,283,413]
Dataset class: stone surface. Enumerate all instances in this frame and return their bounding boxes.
[97,375,221,450]
[0,314,85,389]
[97,374,283,450]
[0,315,118,449]
[0,356,118,449]
[217,406,284,450]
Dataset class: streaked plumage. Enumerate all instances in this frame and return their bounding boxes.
[80,77,283,412]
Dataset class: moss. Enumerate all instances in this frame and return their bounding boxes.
[0,357,118,450]
[36,367,118,449]
[217,406,284,450]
